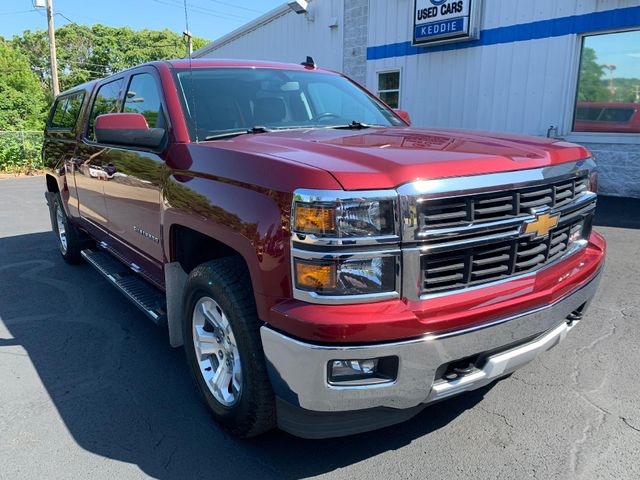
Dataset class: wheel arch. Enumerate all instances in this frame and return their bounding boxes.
[164,222,262,348]
[45,173,60,193]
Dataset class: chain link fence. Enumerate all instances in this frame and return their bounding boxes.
[0,131,44,174]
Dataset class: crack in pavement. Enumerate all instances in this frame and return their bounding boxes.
[621,417,640,433]
[567,320,619,475]
[569,411,607,476]
[479,406,514,429]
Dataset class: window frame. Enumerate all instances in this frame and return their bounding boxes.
[47,90,86,132]
[376,69,401,110]
[83,76,127,143]
[122,71,168,130]
[565,27,640,145]
[82,66,170,151]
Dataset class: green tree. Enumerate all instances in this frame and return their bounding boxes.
[0,39,47,130]
[577,47,610,103]
[12,24,209,93]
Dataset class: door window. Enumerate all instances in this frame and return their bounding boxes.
[87,79,124,140]
[123,73,164,128]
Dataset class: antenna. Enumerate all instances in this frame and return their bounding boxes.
[301,56,316,69]
[183,0,199,143]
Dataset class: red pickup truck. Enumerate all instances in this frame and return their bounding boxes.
[43,58,605,439]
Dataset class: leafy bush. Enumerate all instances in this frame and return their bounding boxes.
[0,132,44,174]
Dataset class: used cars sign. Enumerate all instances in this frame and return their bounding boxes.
[413,0,482,46]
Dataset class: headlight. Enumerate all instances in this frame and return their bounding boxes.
[294,255,397,296]
[291,189,400,303]
[293,192,397,238]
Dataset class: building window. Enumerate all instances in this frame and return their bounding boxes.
[573,29,640,134]
[378,71,400,109]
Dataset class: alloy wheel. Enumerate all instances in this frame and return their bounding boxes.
[192,296,242,406]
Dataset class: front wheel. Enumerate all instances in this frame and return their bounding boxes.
[183,257,276,437]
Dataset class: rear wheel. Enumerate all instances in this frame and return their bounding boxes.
[183,257,276,437]
[51,193,83,264]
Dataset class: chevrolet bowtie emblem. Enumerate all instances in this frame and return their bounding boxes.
[522,212,559,238]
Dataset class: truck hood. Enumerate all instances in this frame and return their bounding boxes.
[207,127,590,190]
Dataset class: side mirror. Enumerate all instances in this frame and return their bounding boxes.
[95,113,165,148]
[394,110,411,125]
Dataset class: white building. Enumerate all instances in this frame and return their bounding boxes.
[194,0,640,198]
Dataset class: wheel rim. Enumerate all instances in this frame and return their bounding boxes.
[192,296,242,407]
[55,204,68,254]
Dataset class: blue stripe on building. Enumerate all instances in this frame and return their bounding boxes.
[367,5,640,60]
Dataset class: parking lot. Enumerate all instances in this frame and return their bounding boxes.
[0,176,639,480]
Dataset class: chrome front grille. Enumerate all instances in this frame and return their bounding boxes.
[399,158,598,300]
[416,175,589,230]
[420,221,585,294]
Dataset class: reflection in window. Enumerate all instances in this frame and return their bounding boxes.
[87,79,124,140]
[574,30,640,133]
[49,92,84,130]
[377,71,400,109]
[123,74,163,128]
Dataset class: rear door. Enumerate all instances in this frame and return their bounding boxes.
[100,68,167,285]
[43,90,86,218]
[74,78,125,230]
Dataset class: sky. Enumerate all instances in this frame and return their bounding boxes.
[0,0,284,42]
[584,30,640,79]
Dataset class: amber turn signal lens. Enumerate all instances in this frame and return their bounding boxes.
[295,205,336,234]
[295,260,337,291]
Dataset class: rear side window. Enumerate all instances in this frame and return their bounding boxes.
[123,73,164,128]
[49,92,85,130]
[87,79,124,140]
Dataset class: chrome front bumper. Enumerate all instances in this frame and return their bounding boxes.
[261,267,603,414]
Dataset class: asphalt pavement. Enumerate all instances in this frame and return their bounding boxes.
[0,176,639,480]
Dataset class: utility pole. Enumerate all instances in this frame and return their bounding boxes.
[44,0,60,96]
[183,30,193,57]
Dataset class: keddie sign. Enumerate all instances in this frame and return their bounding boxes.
[412,0,481,46]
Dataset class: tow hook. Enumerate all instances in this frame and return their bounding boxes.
[566,309,583,326]
[443,363,476,381]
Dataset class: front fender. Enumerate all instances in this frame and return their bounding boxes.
[161,174,292,320]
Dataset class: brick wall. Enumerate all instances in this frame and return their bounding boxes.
[581,143,640,199]
[342,0,368,84]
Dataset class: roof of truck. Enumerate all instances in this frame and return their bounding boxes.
[164,58,337,74]
[55,58,337,98]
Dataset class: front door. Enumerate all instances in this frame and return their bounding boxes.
[101,71,166,285]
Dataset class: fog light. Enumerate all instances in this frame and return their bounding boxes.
[331,359,378,377]
[328,356,398,385]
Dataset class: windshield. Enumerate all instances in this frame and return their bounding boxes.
[172,67,404,140]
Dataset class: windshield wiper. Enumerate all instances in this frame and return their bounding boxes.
[329,121,374,130]
[204,126,272,141]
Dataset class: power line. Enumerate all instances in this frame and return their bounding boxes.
[207,0,263,14]
[176,0,254,20]
[0,9,37,16]
[151,0,251,22]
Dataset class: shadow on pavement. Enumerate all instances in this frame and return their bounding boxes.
[594,195,640,230]
[0,231,491,479]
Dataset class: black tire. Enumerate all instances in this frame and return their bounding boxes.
[183,256,276,438]
[51,192,84,264]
